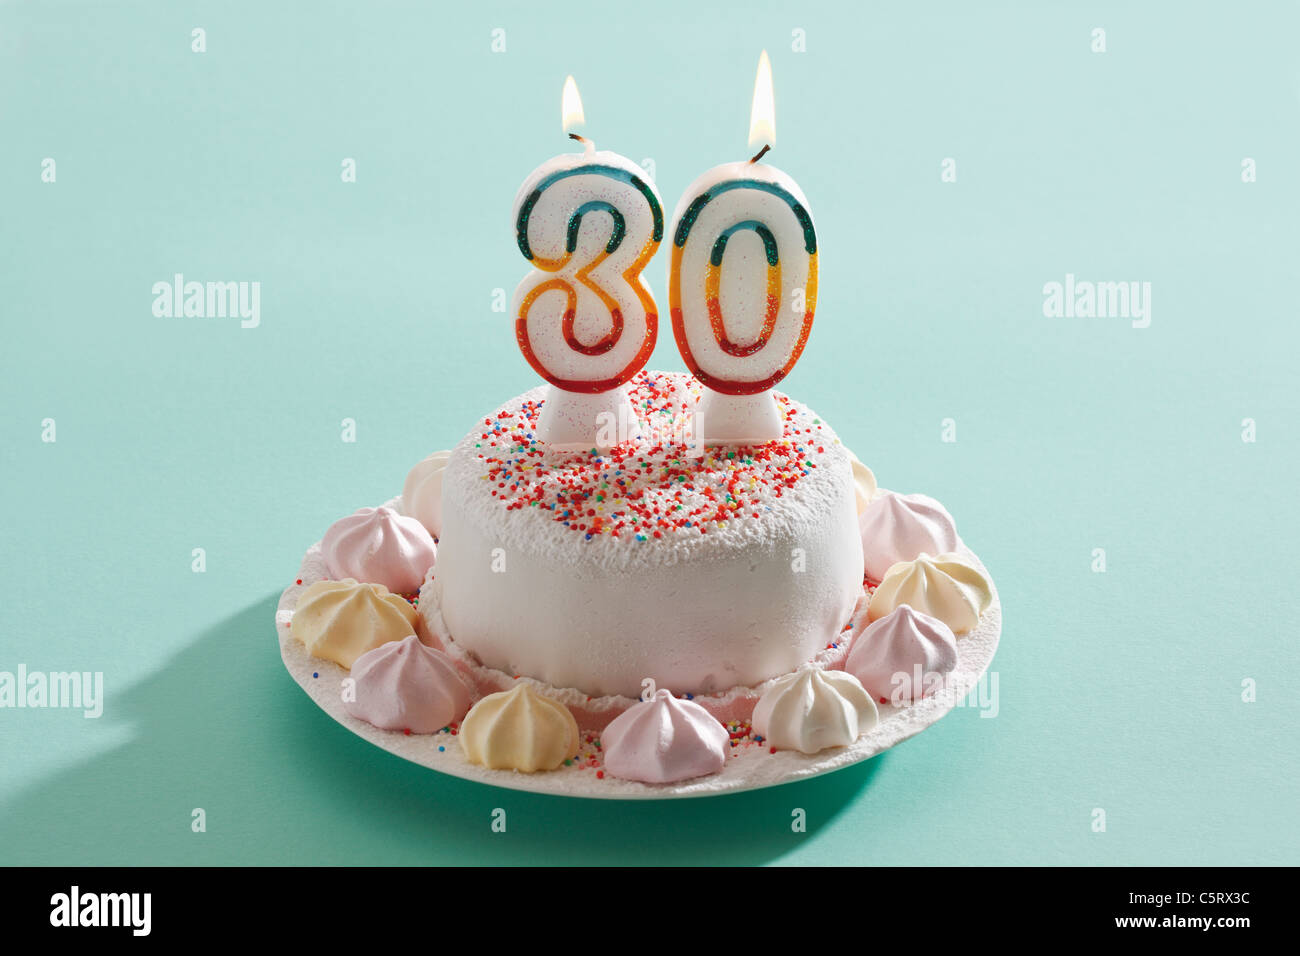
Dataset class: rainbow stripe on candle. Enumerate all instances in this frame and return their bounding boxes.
[705,220,780,357]
[516,165,663,262]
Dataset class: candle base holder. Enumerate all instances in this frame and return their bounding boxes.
[535,384,642,451]
[695,389,783,446]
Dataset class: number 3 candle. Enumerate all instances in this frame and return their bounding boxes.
[512,76,665,449]
[668,51,817,444]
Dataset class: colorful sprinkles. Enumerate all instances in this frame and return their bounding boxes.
[725,720,764,750]
[470,371,835,540]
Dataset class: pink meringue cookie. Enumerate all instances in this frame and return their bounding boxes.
[859,492,959,581]
[845,604,959,705]
[343,635,472,734]
[601,689,729,784]
[322,506,436,594]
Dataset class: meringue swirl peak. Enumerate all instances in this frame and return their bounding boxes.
[322,506,437,594]
[601,688,729,784]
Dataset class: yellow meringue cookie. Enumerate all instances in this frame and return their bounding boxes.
[867,552,992,635]
[401,450,452,538]
[293,578,419,668]
[459,683,580,772]
[845,449,878,515]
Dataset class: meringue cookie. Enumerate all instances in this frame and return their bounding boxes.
[867,552,992,635]
[858,492,959,581]
[322,506,436,594]
[293,578,418,669]
[845,450,878,515]
[460,684,580,772]
[401,450,452,538]
[753,666,878,754]
[846,604,959,704]
[601,689,729,784]
[344,635,473,733]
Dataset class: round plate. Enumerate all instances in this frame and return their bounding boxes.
[276,507,1001,800]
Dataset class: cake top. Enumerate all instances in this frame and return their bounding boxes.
[444,370,853,568]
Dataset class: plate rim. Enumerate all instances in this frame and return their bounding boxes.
[275,509,1001,800]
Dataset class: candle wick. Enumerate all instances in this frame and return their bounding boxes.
[569,132,598,158]
[569,132,596,157]
[749,144,771,164]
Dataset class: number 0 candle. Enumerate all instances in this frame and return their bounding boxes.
[668,51,817,444]
[512,76,664,449]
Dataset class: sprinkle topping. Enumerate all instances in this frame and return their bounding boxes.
[469,371,836,540]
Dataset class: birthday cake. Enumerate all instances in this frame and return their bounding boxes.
[275,64,999,791]
[276,383,997,787]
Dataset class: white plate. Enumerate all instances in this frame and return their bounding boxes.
[276,510,1001,800]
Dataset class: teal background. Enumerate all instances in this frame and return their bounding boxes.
[2,0,1297,865]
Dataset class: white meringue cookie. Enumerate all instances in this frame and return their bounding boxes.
[601,689,729,784]
[859,492,959,581]
[344,635,473,734]
[460,683,580,772]
[401,450,452,538]
[322,506,436,594]
[293,578,418,669]
[846,604,959,704]
[867,552,992,635]
[846,450,878,515]
[753,666,878,754]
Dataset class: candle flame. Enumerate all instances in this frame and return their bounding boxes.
[562,75,585,134]
[748,50,775,151]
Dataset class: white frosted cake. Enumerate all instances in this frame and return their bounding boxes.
[429,370,863,700]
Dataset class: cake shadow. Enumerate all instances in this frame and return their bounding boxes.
[0,595,882,865]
